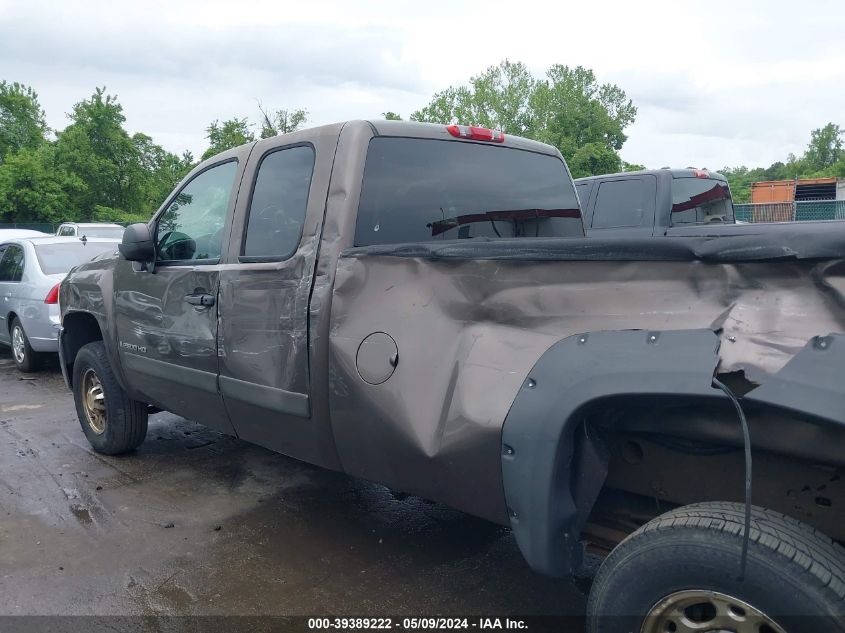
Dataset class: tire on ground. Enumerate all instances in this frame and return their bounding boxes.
[72,341,148,455]
[587,501,845,633]
[10,317,42,372]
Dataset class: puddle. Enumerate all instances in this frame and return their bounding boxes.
[70,504,93,525]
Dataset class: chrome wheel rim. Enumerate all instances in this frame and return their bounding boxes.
[642,590,786,633]
[11,325,26,364]
[81,368,107,434]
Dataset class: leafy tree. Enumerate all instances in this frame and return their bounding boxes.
[0,81,48,163]
[132,133,194,211]
[0,144,82,223]
[622,160,646,172]
[258,105,308,138]
[721,122,845,202]
[52,87,144,218]
[568,143,621,179]
[382,112,402,120]
[412,60,537,135]
[804,123,842,172]
[0,83,192,225]
[202,118,255,160]
[411,60,637,176]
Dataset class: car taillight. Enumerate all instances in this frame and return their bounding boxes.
[446,124,505,143]
[693,169,711,179]
[45,283,60,305]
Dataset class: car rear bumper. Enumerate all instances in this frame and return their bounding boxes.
[28,335,59,353]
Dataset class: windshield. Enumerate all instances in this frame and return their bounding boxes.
[78,226,126,238]
[671,178,734,225]
[34,242,117,274]
[355,137,583,246]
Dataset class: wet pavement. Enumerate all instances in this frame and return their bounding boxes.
[0,347,592,618]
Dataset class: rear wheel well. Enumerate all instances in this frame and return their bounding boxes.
[580,402,845,552]
[62,312,103,386]
[6,311,18,333]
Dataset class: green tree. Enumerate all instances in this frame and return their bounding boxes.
[622,160,646,172]
[568,143,622,179]
[412,60,537,135]
[0,81,48,163]
[0,144,82,223]
[202,118,255,160]
[721,123,845,202]
[411,60,636,177]
[382,111,402,120]
[258,105,308,138]
[53,87,143,217]
[804,123,842,172]
[132,132,195,211]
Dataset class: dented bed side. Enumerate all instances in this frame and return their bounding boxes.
[325,232,845,573]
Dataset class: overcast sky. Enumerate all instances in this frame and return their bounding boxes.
[1,0,843,170]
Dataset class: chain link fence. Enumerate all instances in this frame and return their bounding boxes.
[735,200,845,223]
[0,222,58,233]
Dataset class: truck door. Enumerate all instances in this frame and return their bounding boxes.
[218,130,336,464]
[113,157,246,435]
[587,175,657,237]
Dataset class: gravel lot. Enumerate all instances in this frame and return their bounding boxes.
[0,346,591,619]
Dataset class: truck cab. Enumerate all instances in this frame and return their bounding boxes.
[575,168,735,237]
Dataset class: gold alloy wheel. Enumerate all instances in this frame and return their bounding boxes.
[81,368,107,435]
[11,325,26,365]
[642,590,786,633]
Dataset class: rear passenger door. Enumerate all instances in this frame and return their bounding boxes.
[0,244,24,344]
[218,132,334,461]
[587,176,657,237]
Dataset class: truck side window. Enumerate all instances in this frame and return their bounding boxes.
[59,226,74,236]
[592,179,648,229]
[242,145,315,260]
[0,245,24,282]
[155,161,238,263]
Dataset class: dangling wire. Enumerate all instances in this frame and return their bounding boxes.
[712,377,753,580]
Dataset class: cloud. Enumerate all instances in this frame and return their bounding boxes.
[1,0,843,169]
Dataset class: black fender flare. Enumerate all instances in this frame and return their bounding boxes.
[500,329,722,577]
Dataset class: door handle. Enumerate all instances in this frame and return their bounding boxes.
[185,293,215,307]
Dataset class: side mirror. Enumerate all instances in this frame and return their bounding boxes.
[119,223,155,263]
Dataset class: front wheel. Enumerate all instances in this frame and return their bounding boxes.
[72,341,148,455]
[588,502,845,633]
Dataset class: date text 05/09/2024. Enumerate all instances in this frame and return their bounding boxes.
[307,618,528,630]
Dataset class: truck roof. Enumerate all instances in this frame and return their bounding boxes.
[575,168,728,182]
[198,120,563,170]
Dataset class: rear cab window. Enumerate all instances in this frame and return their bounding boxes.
[354,137,583,246]
[671,177,734,225]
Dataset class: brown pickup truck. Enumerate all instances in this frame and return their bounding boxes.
[58,120,845,632]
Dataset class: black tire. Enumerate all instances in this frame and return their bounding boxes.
[10,317,42,372]
[588,501,845,633]
[72,341,148,455]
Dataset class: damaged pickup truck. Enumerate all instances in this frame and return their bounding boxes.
[58,120,845,632]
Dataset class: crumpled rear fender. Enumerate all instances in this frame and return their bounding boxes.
[502,328,845,577]
[501,329,722,577]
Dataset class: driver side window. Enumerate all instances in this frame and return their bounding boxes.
[155,161,238,262]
